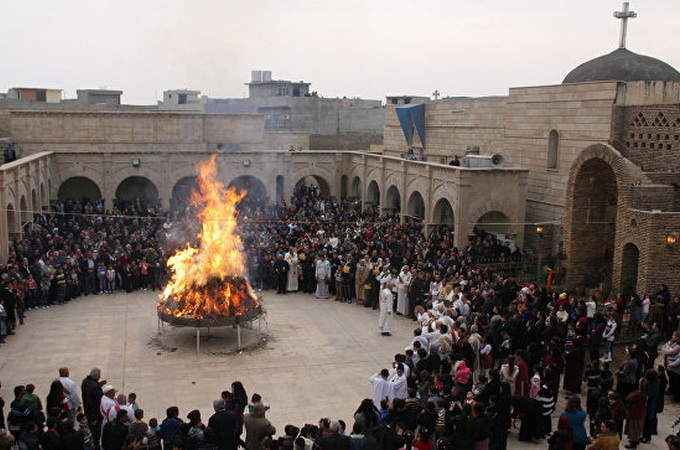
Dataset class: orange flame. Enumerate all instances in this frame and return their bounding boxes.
[158,154,259,319]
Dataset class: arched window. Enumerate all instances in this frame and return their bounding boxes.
[547,130,559,169]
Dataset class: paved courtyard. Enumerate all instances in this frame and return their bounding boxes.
[0,290,678,448]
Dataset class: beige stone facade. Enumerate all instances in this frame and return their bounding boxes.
[4,77,680,297]
[383,79,680,296]
[1,108,528,271]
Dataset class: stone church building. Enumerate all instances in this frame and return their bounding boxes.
[2,7,680,298]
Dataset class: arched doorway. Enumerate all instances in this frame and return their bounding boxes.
[58,177,102,202]
[171,176,199,213]
[115,176,159,210]
[351,176,362,199]
[567,158,618,291]
[432,198,454,227]
[31,189,37,217]
[385,185,401,215]
[7,204,18,237]
[367,181,380,207]
[20,196,29,224]
[476,211,511,235]
[276,175,284,204]
[340,175,348,199]
[294,175,331,198]
[407,191,425,220]
[228,175,268,208]
[621,243,640,297]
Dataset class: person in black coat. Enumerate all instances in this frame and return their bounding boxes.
[18,421,40,450]
[39,417,63,450]
[102,409,130,450]
[81,368,104,448]
[207,399,238,450]
[319,421,350,450]
[273,254,290,294]
[61,420,85,450]
[408,270,428,317]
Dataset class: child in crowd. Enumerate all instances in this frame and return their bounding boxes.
[128,392,140,412]
[77,413,93,450]
[248,393,270,414]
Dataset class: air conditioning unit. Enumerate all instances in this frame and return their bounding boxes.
[461,154,505,168]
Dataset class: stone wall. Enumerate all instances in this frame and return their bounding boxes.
[310,132,382,150]
[615,104,680,172]
[9,110,270,153]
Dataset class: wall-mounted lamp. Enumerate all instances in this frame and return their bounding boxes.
[667,232,679,246]
[242,159,251,167]
[132,158,141,168]
[536,225,545,235]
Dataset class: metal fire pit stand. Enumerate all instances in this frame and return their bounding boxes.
[157,307,263,354]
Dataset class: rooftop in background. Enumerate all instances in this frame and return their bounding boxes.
[246,70,313,99]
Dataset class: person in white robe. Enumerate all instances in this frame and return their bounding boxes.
[285,249,299,292]
[378,282,394,336]
[369,369,392,408]
[315,254,331,299]
[388,364,408,401]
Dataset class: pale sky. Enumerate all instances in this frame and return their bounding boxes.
[2,0,679,105]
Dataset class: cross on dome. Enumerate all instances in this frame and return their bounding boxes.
[613,2,636,49]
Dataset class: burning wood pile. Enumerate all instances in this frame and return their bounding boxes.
[157,154,261,327]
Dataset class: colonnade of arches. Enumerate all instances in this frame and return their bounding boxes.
[55,173,334,213]
[55,174,515,240]
[6,177,49,238]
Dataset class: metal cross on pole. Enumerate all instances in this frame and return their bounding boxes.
[613,2,636,49]
[432,90,441,100]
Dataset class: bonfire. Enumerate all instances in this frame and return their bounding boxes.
[158,154,260,321]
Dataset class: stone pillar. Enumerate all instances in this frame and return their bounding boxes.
[400,160,407,224]
[0,182,8,263]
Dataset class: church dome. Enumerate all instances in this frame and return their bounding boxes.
[563,48,680,84]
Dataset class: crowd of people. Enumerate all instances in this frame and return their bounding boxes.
[2,185,680,450]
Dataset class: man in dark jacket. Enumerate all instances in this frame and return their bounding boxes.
[81,368,104,449]
[18,421,40,450]
[273,254,290,294]
[319,421,349,450]
[39,417,63,450]
[102,409,129,450]
[207,399,238,450]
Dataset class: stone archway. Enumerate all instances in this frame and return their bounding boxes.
[476,211,511,235]
[40,182,46,208]
[367,180,380,207]
[294,175,331,198]
[58,177,103,202]
[228,175,268,208]
[7,204,18,237]
[115,176,159,210]
[621,243,640,296]
[385,185,401,214]
[340,175,348,199]
[567,158,618,291]
[407,191,425,220]
[276,175,284,204]
[20,196,29,224]
[171,176,199,213]
[351,176,362,199]
[432,198,455,227]
[31,189,37,216]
